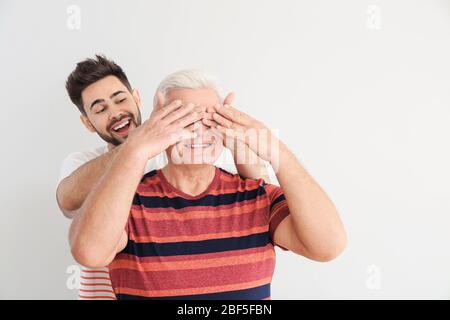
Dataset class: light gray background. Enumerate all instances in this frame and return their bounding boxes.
[0,0,449,299]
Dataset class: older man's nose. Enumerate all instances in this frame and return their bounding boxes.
[186,105,207,131]
[189,121,207,136]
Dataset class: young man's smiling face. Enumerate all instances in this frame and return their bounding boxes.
[80,75,142,146]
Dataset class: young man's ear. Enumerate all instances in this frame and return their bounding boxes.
[132,89,141,109]
[80,114,96,133]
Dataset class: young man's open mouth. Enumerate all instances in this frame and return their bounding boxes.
[110,117,133,138]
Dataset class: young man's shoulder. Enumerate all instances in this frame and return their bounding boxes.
[61,146,166,178]
[63,145,108,163]
[57,145,108,186]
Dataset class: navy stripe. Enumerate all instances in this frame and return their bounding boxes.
[132,186,267,209]
[116,283,270,300]
[270,194,286,210]
[122,232,270,257]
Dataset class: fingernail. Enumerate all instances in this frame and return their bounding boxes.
[224,104,230,108]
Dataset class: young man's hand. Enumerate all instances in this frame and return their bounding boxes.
[202,92,269,180]
[203,97,278,165]
[123,92,203,161]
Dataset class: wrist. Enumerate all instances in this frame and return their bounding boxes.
[117,141,149,167]
[268,137,290,172]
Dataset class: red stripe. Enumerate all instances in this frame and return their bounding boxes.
[78,295,116,300]
[81,276,111,281]
[110,258,274,291]
[129,207,268,239]
[79,289,115,293]
[80,282,113,287]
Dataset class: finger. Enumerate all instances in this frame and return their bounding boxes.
[223,92,235,106]
[214,103,250,126]
[169,108,203,130]
[162,102,195,125]
[202,118,218,128]
[206,105,215,113]
[212,111,245,131]
[154,99,183,120]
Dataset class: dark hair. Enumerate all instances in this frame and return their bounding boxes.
[65,54,132,114]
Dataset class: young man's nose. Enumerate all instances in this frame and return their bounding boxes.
[108,105,128,121]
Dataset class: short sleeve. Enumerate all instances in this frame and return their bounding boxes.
[145,152,168,173]
[263,182,290,251]
[57,152,91,188]
[57,146,108,190]
[214,148,238,174]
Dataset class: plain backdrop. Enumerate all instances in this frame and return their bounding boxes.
[0,0,449,299]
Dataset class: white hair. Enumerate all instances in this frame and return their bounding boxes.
[154,69,223,107]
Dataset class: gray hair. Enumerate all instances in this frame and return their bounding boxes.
[154,69,223,107]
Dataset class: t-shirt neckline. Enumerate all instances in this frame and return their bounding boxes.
[156,166,220,200]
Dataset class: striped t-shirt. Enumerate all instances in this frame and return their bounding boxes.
[78,267,116,300]
[108,167,290,300]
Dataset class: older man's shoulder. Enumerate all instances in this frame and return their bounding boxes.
[216,167,265,189]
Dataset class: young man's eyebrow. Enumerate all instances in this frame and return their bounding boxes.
[90,98,105,110]
[110,90,126,98]
[89,91,126,110]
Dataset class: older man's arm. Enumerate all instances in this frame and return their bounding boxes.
[271,141,346,261]
[212,104,347,262]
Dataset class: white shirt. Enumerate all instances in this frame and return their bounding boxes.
[58,145,238,299]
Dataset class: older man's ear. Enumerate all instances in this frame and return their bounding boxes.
[153,91,167,110]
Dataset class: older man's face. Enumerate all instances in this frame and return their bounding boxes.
[163,88,224,165]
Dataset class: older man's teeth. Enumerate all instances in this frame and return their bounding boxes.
[186,143,212,148]
[113,119,130,131]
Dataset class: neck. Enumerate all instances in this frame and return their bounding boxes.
[161,163,216,196]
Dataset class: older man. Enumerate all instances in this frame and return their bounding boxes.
[69,69,347,299]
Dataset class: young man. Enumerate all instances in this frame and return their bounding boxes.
[68,69,347,299]
[58,56,269,299]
